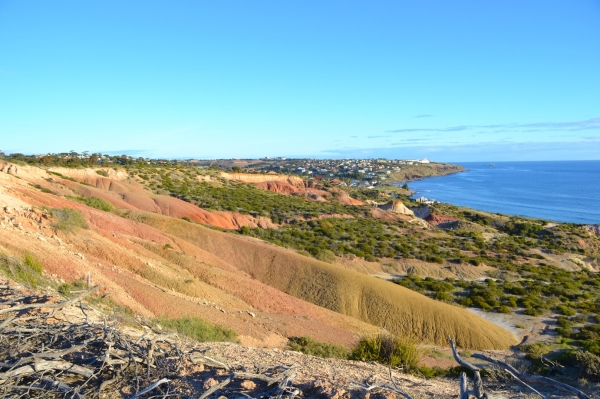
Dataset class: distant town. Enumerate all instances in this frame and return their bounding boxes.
[1,151,460,189]
[229,157,433,188]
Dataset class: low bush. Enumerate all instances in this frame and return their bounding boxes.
[74,196,115,212]
[287,336,350,359]
[497,305,513,314]
[574,351,600,378]
[350,333,421,371]
[557,305,577,316]
[96,170,109,177]
[50,208,89,232]
[154,316,238,343]
[58,279,87,297]
[522,343,551,360]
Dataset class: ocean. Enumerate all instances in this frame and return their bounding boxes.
[400,161,600,225]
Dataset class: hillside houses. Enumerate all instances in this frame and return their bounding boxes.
[253,158,433,187]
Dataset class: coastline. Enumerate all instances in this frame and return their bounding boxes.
[387,162,465,183]
[398,160,600,225]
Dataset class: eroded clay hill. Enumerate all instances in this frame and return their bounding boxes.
[0,162,516,350]
[125,211,516,350]
[222,172,364,205]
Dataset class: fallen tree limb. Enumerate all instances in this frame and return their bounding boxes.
[472,353,590,399]
[449,336,479,372]
[199,377,231,399]
[0,286,99,315]
[0,285,22,290]
[128,377,171,399]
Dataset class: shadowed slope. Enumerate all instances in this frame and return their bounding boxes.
[125,211,517,350]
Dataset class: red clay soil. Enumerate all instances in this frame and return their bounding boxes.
[253,181,299,195]
[369,208,412,223]
[425,213,459,226]
[59,176,277,230]
[333,191,364,206]
[0,167,378,347]
[224,171,364,206]
[252,180,330,200]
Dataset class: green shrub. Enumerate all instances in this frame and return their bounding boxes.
[154,316,238,343]
[574,351,600,378]
[287,336,350,359]
[50,208,89,232]
[350,333,421,371]
[523,307,543,316]
[435,291,452,302]
[522,343,551,360]
[96,170,109,177]
[497,305,513,314]
[418,365,465,378]
[78,196,115,212]
[557,305,577,316]
[57,279,87,297]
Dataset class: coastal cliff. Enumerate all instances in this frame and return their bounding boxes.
[389,163,464,182]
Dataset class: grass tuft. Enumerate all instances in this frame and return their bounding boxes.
[50,208,89,232]
[0,253,44,288]
[287,336,350,359]
[154,316,238,343]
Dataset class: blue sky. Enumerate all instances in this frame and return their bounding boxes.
[1,1,599,161]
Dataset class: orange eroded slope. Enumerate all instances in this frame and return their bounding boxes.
[126,211,517,350]
[0,168,377,346]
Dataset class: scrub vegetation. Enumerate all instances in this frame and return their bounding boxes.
[2,153,599,382]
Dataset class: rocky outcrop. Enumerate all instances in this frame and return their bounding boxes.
[254,181,299,195]
[222,172,304,185]
[425,213,459,228]
[410,205,431,219]
[335,191,364,206]
[378,200,414,216]
[584,224,600,237]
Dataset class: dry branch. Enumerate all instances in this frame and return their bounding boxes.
[128,378,171,399]
[199,377,231,399]
[0,286,99,315]
[472,353,591,399]
[450,336,592,399]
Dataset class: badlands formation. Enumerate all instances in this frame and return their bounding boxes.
[0,162,516,350]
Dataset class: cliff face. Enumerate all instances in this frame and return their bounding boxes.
[585,224,600,237]
[221,172,304,185]
[378,200,414,215]
[224,172,365,205]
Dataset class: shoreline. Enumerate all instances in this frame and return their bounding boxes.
[397,161,600,225]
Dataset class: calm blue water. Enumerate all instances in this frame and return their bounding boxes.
[400,161,600,224]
